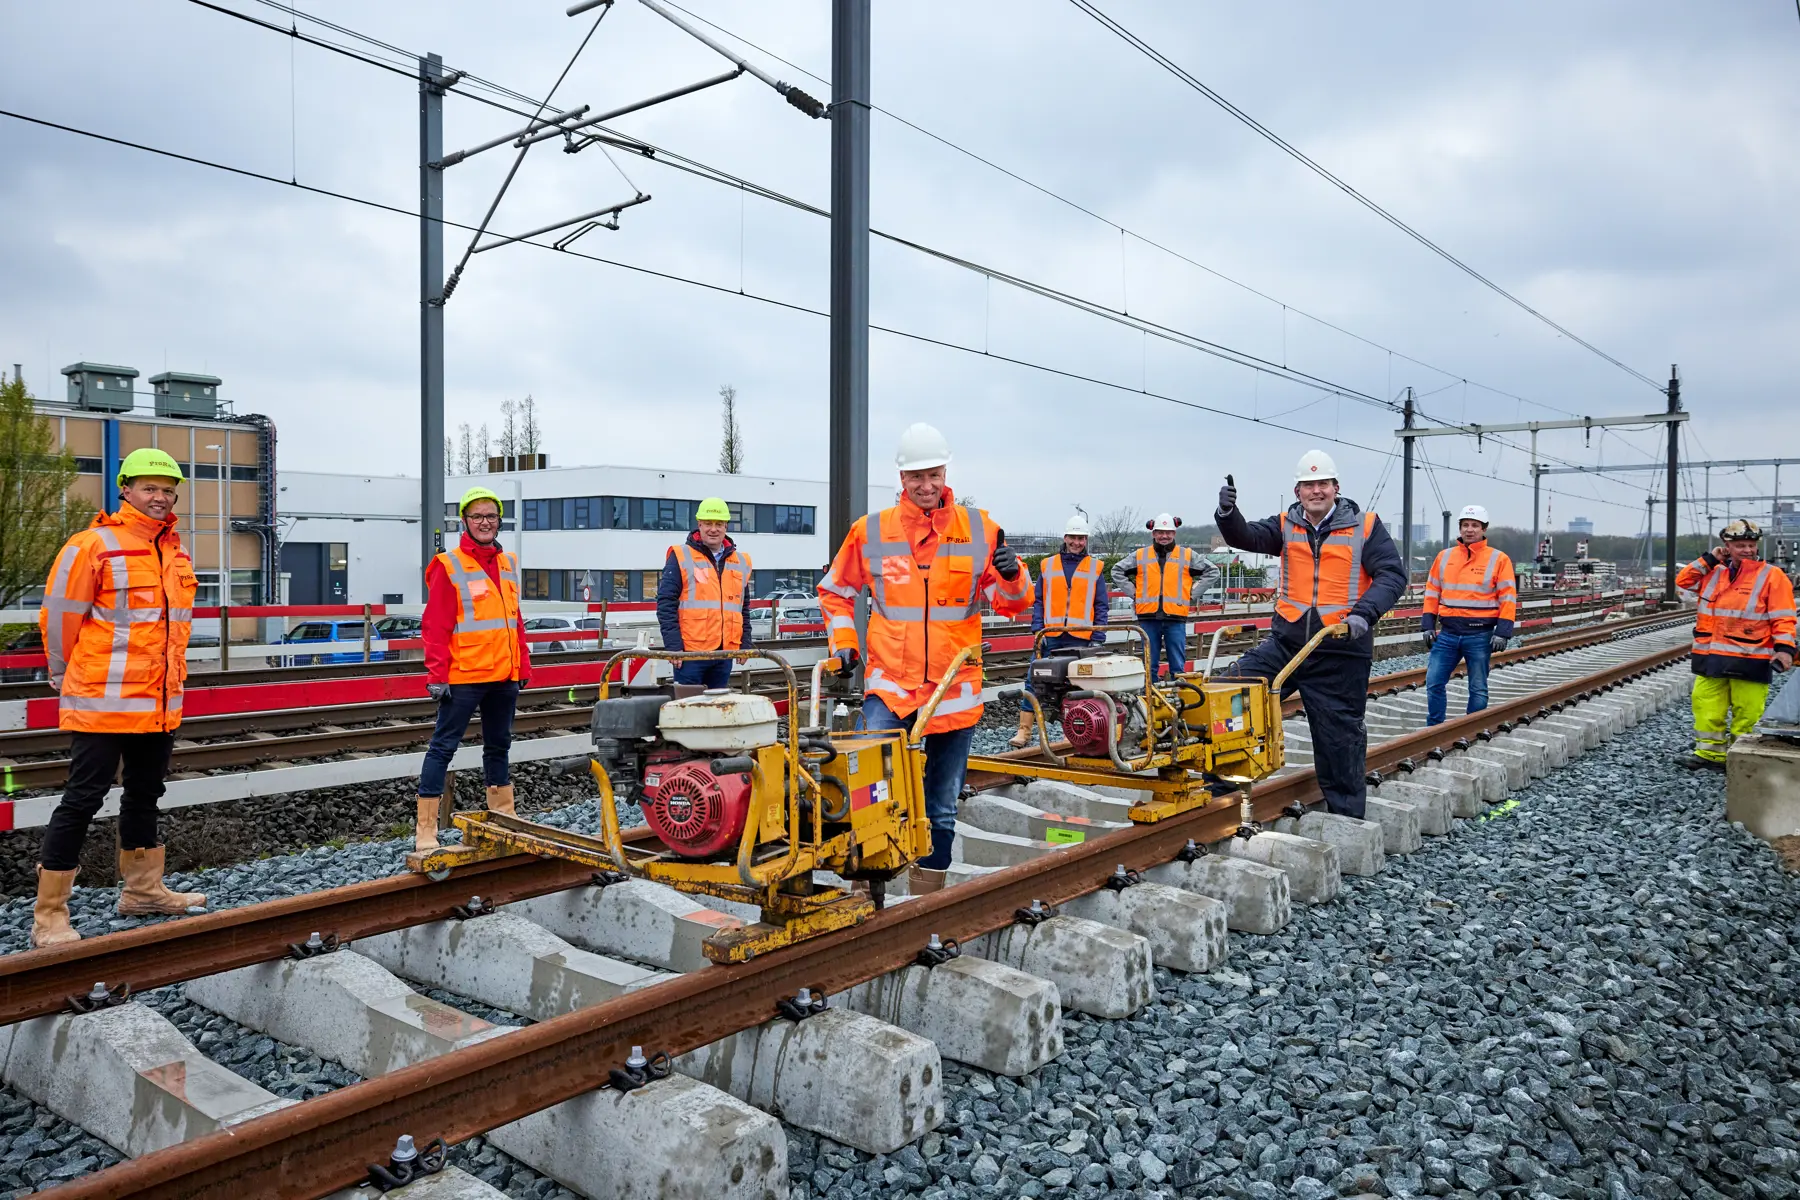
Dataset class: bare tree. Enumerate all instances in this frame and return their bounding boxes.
[1090,506,1142,559]
[476,423,492,470]
[498,399,519,458]
[0,377,82,609]
[444,435,454,475]
[718,384,745,474]
[456,423,475,475]
[519,395,541,456]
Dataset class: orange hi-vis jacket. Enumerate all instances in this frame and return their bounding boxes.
[39,505,197,734]
[674,541,752,651]
[1130,545,1198,618]
[818,489,1035,734]
[433,545,525,684]
[1040,553,1103,639]
[1423,540,1517,625]
[1275,509,1379,628]
[1675,553,1797,684]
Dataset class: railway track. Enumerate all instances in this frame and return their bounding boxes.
[0,608,1675,794]
[1,618,1693,1199]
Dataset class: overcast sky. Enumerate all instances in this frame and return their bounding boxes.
[5,1,1798,542]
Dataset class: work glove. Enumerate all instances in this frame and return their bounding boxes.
[1490,635,1509,654]
[832,647,861,673]
[427,682,450,703]
[991,542,1020,581]
[1421,629,1437,648]
[1776,650,1795,672]
[1218,480,1237,513]
[1344,614,1370,639]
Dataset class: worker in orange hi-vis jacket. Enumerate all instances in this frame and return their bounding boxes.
[817,422,1035,895]
[33,447,206,948]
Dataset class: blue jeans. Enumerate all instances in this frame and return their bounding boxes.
[1425,632,1493,726]
[673,658,733,689]
[419,680,520,796]
[1140,618,1188,679]
[862,693,977,868]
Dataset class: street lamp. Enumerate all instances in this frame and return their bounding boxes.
[203,444,226,607]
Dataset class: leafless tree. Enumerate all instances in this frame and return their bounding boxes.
[718,384,745,474]
[476,423,492,470]
[519,395,542,456]
[498,399,519,458]
[1089,505,1142,559]
[455,424,474,474]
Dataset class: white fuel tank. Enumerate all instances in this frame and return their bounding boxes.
[1069,654,1147,695]
[658,689,780,752]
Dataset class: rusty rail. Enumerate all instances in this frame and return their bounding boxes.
[44,636,1689,1200]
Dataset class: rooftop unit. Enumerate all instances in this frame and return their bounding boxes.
[148,370,224,419]
[60,362,138,413]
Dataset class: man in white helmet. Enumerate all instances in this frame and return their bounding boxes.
[1014,512,1112,747]
[1214,450,1407,818]
[818,423,1035,892]
[1111,512,1219,679]
[1420,504,1517,725]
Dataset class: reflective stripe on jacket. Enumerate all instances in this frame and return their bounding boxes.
[1675,554,1797,683]
[1275,510,1379,627]
[433,546,524,684]
[1423,541,1517,625]
[38,505,196,734]
[675,541,752,651]
[1039,554,1102,639]
[817,488,1035,734]
[1130,545,1196,618]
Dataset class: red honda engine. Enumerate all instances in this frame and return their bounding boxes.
[1062,695,1120,758]
[640,754,754,859]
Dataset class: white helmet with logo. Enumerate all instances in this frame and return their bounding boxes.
[895,422,952,471]
[1294,449,1339,483]
[1458,504,1491,526]
[1064,513,1091,536]
[1147,513,1181,532]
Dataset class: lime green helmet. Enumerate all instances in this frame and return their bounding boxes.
[695,497,732,522]
[459,486,503,516]
[116,447,185,487]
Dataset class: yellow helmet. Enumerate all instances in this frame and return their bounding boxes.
[116,447,184,487]
[458,486,503,516]
[695,497,732,522]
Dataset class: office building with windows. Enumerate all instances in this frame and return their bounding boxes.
[278,462,893,607]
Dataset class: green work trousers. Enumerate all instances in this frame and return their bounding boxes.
[1691,675,1768,762]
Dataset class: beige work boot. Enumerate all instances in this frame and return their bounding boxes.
[1008,710,1036,750]
[415,796,442,851]
[485,784,516,817]
[116,847,206,916]
[908,865,948,895]
[31,867,81,948]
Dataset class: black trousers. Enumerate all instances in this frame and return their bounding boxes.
[1224,637,1372,818]
[39,732,174,871]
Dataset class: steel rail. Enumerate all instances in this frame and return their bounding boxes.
[44,635,1689,1200]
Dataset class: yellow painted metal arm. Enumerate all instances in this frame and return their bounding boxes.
[1272,622,1352,693]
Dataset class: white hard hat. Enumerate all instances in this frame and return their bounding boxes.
[1149,512,1180,532]
[1294,449,1339,483]
[1458,504,1491,526]
[895,422,951,471]
[1064,513,1091,536]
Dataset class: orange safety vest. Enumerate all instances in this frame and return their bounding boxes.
[1275,510,1378,626]
[1423,541,1517,623]
[818,492,1036,734]
[674,542,752,651]
[1040,554,1102,639]
[39,506,197,734]
[433,547,524,684]
[1131,545,1196,618]
[1676,557,1797,668]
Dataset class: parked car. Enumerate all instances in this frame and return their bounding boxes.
[281,619,377,666]
[762,600,823,640]
[522,616,582,653]
[1,627,47,684]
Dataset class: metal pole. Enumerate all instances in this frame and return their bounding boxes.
[1400,389,1414,583]
[827,0,870,558]
[1664,366,1679,602]
[1773,463,1781,537]
[1441,509,1450,553]
[215,443,226,615]
[1704,466,1711,539]
[1529,429,1540,554]
[420,54,448,598]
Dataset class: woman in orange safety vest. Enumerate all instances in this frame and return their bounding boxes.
[32,447,206,948]
[818,423,1034,891]
[415,486,532,851]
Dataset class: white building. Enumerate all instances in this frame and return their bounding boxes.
[277,463,893,606]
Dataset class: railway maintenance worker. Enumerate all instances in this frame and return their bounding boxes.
[1013,512,1111,748]
[415,486,531,851]
[818,422,1035,893]
[32,447,206,948]
[1674,518,1795,771]
[656,496,753,690]
[1111,513,1219,679]
[1420,503,1518,726]
[1215,450,1407,818]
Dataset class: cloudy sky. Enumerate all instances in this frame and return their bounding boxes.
[4,0,1798,541]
